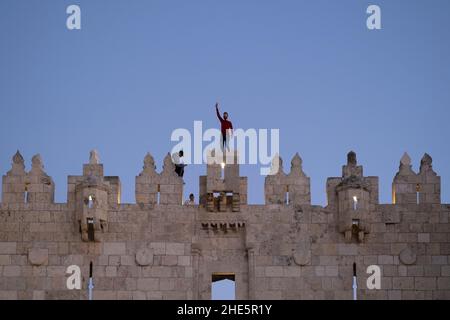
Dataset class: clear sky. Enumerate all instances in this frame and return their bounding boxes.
[1,0,450,206]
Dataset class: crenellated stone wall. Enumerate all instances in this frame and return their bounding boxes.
[0,149,449,300]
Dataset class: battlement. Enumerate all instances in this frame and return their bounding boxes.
[1,150,443,208]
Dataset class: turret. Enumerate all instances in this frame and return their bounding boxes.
[68,150,120,242]
[327,151,379,242]
[199,149,247,212]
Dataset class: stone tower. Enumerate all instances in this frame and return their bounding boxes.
[68,150,120,242]
[327,151,379,241]
[199,149,247,212]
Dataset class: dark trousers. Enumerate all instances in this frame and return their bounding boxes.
[221,133,229,151]
[175,164,185,177]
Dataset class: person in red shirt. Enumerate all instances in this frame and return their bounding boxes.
[215,102,233,151]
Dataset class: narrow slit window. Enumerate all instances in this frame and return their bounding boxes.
[352,196,358,210]
[416,184,420,204]
[157,184,161,204]
[88,195,94,209]
[286,185,290,205]
[87,217,95,241]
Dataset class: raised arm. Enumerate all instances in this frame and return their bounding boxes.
[215,103,223,122]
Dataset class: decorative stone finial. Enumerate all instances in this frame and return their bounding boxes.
[161,152,180,179]
[163,152,175,171]
[13,150,24,165]
[397,152,415,176]
[89,149,100,164]
[29,154,46,176]
[144,153,155,170]
[342,151,362,178]
[347,151,357,166]
[420,153,433,173]
[290,153,306,177]
[421,153,432,166]
[269,153,283,175]
[291,153,303,168]
[7,150,26,175]
[32,154,43,170]
[291,152,303,168]
[400,152,411,167]
[139,152,157,177]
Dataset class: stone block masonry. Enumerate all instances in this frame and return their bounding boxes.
[0,149,449,300]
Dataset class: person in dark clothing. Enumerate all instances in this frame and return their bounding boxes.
[215,102,233,151]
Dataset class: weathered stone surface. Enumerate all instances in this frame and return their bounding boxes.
[292,243,311,266]
[399,247,417,265]
[135,248,154,266]
[28,248,49,266]
[103,243,126,256]
[0,242,16,254]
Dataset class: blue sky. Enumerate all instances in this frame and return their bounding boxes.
[1,0,450,208]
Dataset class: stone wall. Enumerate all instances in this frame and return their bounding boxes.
[0,150,449,300]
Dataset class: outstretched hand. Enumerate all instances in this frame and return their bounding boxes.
[215,102,219,109]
